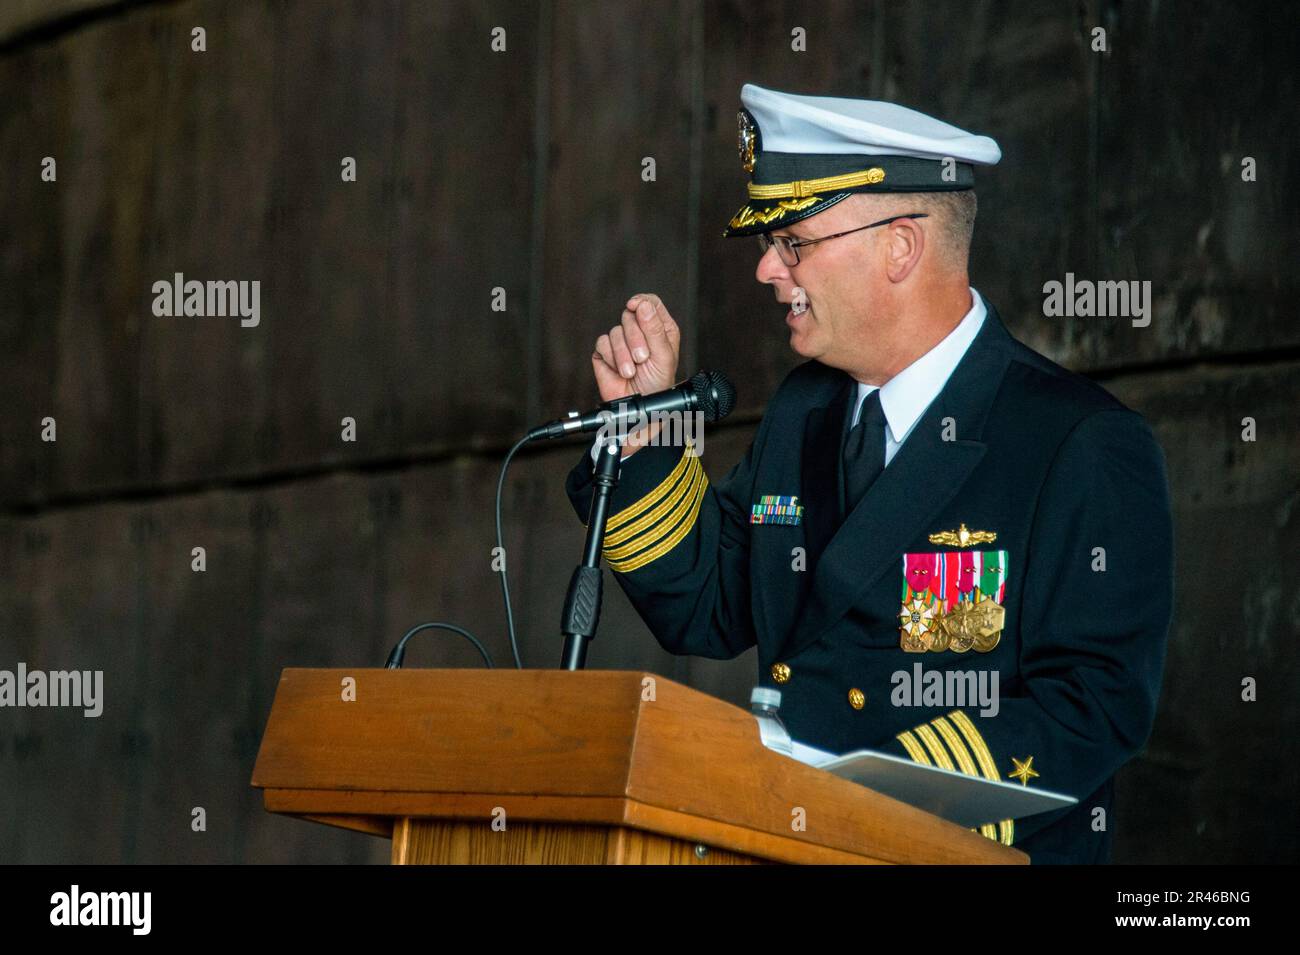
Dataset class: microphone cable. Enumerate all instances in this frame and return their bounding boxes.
[384,433,531,669]
[495,433,532,669]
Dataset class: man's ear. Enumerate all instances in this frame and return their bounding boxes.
[884,217,926,284]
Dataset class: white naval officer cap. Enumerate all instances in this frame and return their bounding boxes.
[725,83,1001,237]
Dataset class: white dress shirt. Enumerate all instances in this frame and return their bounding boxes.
[848,287,986,466]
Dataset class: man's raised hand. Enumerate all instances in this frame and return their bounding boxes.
[591,294,682,457]
[591,293,681,403]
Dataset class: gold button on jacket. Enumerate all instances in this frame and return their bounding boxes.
[771,662,791,684]
[848,687,865,710]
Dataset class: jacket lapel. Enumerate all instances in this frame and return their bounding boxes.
[779,304,1015,660]
[752,375,849,649]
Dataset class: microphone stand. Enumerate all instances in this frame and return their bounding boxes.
[559,433,624,670]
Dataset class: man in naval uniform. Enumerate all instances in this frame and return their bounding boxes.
[564,83,1174,864]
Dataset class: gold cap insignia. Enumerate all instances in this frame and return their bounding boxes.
[737,109,757,174]
[928,522,997,548]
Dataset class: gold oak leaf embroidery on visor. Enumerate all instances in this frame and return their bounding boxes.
[727,196,823,231]
[601,449,708,573]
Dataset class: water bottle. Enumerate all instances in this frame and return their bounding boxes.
[750,686,793,756]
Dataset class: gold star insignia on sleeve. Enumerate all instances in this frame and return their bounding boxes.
[928,523,997,548]
[1008,756,1039,786]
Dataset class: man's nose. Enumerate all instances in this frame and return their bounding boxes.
[755,244,790,285]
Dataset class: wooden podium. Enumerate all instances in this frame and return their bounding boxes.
[251,668,1025,864]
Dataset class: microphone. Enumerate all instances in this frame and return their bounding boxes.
[526,369,736,441]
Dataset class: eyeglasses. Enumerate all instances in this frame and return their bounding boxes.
[757,213,929,267]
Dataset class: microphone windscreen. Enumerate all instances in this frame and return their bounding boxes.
[689,370,737,423]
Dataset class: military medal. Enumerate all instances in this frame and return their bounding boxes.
[927,622,951,652]
[971,552,1006,652]
[898,596,937,653]
[972,596,1006,652]
[943,599,977,652]
[899,545,1009,654]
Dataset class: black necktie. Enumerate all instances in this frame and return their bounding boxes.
[841,389,886,514]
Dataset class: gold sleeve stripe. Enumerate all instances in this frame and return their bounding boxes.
[949,709,1015,846]
[605,468,704,566]
[605,445,694,533]
[997,818,1015,847]
[913,724,956,772]
[897,730,931,764]
[607,473,706,573]
[927,716,998,841]
[930,716,980,778]
[606,468,708,573]
[949,710,997,779]
[603,454,701,550]
[901,724,1004,847]
[603,460,704,560]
